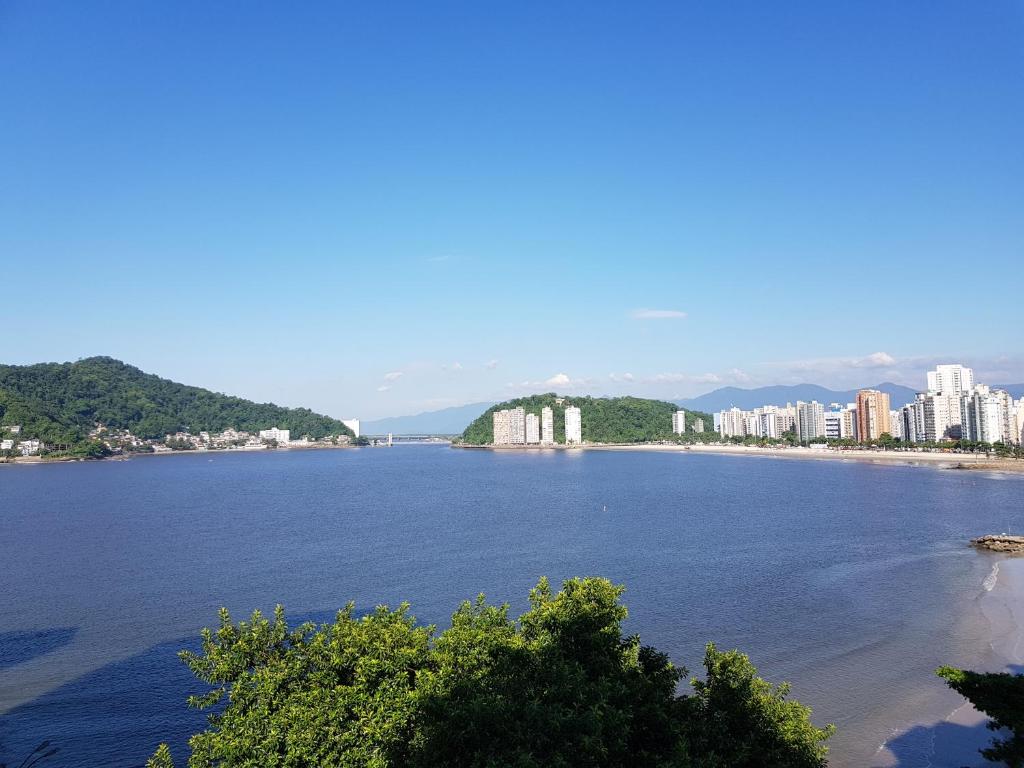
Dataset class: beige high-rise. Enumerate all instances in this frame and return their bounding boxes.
[856,389,891,442]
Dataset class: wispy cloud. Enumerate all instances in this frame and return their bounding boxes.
[426,255,451,263]
[383,371,404,382]
[485,359,499,370]
[376,385,391,392]
[630,308,687,320]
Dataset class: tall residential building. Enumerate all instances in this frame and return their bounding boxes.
[717,408,748,438]
[888,411,904,440]
[921,392,962,442]
[961,386,1015,444]
[1014,400,1024,446]
[899,402,922,444]
[824,405,856,440]
[927,364,975,396]
[855,390,891,442]
[795,401,826,443]
[693,418,705,433]
[493,409,511,445]
[564,405,582,445]
[541,406,554,445]
[672,410,687,435]
[492,407,527,445]
[341,419,361,438]
[508,407,526,444]
[525,413,540,444]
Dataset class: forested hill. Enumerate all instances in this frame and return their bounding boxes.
[460,393,712,445]
[0,357,353,443]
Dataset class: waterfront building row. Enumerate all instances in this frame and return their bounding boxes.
[715,364,1024,446]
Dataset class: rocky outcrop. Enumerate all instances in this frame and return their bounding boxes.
[971,535,1024,553]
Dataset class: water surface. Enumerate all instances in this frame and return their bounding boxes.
[2,446,1021,766]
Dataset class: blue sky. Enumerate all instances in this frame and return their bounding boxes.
[2,2,1022,419]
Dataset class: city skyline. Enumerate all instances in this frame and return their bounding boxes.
[3,3,1022,420]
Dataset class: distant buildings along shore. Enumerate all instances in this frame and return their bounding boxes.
[714,364,1024,446]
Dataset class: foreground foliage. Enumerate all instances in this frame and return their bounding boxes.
[938,665,1024,766]
[0,356,352,445]
[152,577,832,767]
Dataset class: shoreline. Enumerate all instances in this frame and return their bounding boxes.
[873,554,1024,767]
[454,442,1024,474]
[0,442,361,467]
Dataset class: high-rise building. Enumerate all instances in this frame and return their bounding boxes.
[564,405,582,445]
[795,401,826,443]
[927,364,975,396]
[541,406,554,445]
[341,419,361,438]
[855,390,891,442]
[921,392,961,442]
[961,386,1015,444]
[1014,400,1024,446]
[824,406,855,440]
[492,407,527,445]
[493,410,511,445]
[693,418,705,433]
[888,410,904,440]
[672,410,686,435]
[525,413,540,444]
[717,408,748,438]
[508,407,526,444]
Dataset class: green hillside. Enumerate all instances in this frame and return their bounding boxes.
[459,393,712,445]
[0,357,353,445]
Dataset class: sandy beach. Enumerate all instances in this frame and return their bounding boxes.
[869,555,1024,767]
[583,443,1024,474]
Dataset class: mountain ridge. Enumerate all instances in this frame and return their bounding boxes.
[0,356,354,446]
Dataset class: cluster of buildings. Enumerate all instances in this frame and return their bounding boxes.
[715,364,1024,446]
[492,403,582,445]
[1,425,42,456]
[0,422,355,458]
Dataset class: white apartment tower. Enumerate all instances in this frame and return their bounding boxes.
[672,410,686,435]
[492,407,527,445]
[541,406,554,445]
[525,412,541,444]
[493,410,511,445]
[927,364,975,396]
[564,405,582,445]
[795,401,826,443]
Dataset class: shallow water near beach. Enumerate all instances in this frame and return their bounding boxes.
[2,445,1023,767]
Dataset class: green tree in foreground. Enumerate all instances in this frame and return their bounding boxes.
[152,577,832,767]
[937,665,1024,766]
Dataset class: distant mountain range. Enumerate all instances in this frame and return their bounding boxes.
[368,381,1024,434]
[674,382,1024,412]
[673,382,918,413]
[363,402,496,435]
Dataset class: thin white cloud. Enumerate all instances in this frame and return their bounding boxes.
[426,255,451,263]
[485,359,499,370]
[376,385,391,392]
[383,371,404,382]
[630,308,688,320]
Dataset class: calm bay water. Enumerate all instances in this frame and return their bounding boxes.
[2,446,1022,767]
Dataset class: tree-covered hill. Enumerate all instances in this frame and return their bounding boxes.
[0,357,353,444]
[459,393,713,445]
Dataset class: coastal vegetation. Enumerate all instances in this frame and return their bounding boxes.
[0,357,352,453]
[149,577,833,768]
[460,394,714,445]
[938,665,1024,766]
